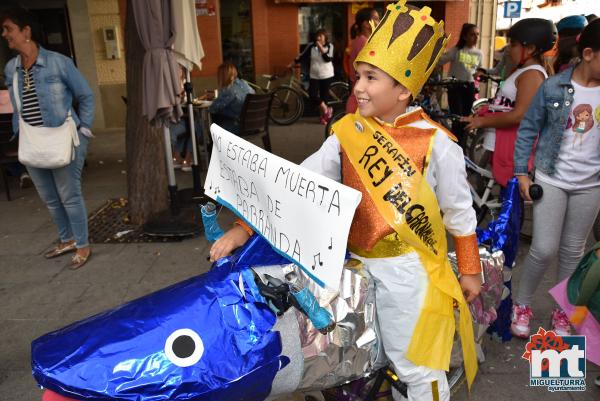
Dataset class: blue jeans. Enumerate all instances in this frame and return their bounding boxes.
[27,133,89,248]
[170,120,203,155]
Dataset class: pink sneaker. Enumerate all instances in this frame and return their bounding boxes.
[511,304,533,339]
[551,308,572,336]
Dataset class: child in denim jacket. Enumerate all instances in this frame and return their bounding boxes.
[511,19,600,339]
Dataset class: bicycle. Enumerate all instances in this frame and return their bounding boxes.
[474,71,502,99]
[319,363,465,401]
[465,156,503,226]
[245,67,350,126]
[465,73,503,169]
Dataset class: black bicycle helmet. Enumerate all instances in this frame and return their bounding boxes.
[508,18,558,54]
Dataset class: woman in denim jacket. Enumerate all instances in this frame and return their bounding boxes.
[511,20,600,339]
[2,7,95,269]
[208,62,254,135]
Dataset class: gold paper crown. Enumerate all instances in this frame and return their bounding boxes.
[354,0,448,97]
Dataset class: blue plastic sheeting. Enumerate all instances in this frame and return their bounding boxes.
[477,177,521,343]
[476,177,521,266]
[32,235,290,401]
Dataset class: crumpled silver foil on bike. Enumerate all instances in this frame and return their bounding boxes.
[448,248,505,366]
[265,248,505,394]
[281,261,385,391]
[448,248,505,327]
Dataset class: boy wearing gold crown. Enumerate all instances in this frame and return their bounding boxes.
[210,2,481,400]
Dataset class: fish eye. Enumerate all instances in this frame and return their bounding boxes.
[164,328,204,367]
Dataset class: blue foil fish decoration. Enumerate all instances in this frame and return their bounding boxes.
[476,177,521,266]
[32,236,291,401]
[476,177,521,343]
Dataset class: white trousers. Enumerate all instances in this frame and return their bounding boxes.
[354,252,450,401]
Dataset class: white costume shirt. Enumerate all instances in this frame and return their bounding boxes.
[300,111,476,401]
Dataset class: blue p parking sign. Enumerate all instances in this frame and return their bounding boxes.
[504,1,522,19]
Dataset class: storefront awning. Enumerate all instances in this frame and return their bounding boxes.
[274,1,463,3]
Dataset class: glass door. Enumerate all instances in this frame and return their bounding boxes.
[220,0,254,80]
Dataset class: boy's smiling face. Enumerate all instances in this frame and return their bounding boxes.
[354,62,412,123]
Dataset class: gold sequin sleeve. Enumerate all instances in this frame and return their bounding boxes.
[453,233,481,275]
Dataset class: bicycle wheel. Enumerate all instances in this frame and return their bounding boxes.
[324,110,346,140]
[323,365,466,401]
[328,81,350,103]
[468,129,489,168]
[448,365,466,396]
[270,86,304,125]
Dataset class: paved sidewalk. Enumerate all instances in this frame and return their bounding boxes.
[0,119,598,401]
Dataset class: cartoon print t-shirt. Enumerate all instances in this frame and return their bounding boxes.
[536,81,600,190]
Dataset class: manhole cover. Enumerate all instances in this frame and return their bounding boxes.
[88,198,200,243]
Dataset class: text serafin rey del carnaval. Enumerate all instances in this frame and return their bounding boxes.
[357,129,438,255]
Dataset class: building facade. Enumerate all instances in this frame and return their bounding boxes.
[1,0,486,129]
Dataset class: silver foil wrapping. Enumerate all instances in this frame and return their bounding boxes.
[265,248,505,393]
[282,261,384,391]
[448,248,505,366]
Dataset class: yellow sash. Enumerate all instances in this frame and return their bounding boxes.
[333,112,477,388]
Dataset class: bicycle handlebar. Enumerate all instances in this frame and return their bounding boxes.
[424,77,472,88]
[476,73,502,85]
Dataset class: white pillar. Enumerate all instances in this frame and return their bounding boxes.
[470,0,499,70]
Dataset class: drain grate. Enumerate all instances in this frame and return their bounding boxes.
[88,198,200,243]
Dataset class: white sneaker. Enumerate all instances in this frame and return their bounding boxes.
[19,172,33,189]
[551,308,572,336]
[181,161,192,172]
[172,158,183,169]
[511,304,533,339]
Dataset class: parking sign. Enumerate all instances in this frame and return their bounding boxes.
[504,1,522,19]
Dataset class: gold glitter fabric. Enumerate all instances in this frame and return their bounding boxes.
[453,233,481,275]
[349,233,413,258]
[343,117,436,252]
[354,0,448,97]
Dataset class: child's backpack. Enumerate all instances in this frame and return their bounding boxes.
[549,241,600,366]
[568,242,600,324]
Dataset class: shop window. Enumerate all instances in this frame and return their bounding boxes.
[220,0,254,80]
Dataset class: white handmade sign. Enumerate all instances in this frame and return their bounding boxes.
[205,124,362,289]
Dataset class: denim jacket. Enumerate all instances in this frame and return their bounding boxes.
[514,67,575,176]
[4,47,95,135]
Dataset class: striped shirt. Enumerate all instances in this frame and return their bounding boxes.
[21,68,44,126]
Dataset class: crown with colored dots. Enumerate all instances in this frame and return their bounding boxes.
[354,0,449,97]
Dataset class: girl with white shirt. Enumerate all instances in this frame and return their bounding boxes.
[462,18,557,187]
[292,29,335,125]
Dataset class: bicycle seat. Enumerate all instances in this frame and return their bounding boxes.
[472,98,490,114]
[261,74,279,82]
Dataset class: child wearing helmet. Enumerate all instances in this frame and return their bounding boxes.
[555,15,588,73]
[211,2,481,400]
[511,19,600,339]
[462,18,557,187]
